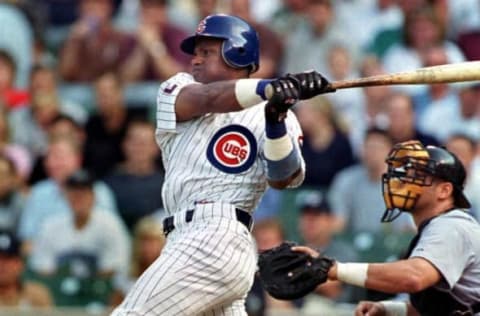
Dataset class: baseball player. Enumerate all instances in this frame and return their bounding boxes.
[111,14,333,315]
[292,140,480,316]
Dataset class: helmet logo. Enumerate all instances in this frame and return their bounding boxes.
[196,18,207,34]
[206,125,257,174]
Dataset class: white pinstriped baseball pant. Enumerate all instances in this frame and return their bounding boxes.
[111,203,257,316]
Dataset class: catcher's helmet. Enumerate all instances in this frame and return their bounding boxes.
[381,140,471,222]
[180,14,259,73]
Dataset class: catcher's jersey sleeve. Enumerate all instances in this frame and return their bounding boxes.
[409,210,480,304]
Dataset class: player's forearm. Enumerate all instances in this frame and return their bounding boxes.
[264,116,302,189]
[176,79,271,121]
[365,261,428,293]
[330,259,434,293]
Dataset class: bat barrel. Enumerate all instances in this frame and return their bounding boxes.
[329,61,480,90]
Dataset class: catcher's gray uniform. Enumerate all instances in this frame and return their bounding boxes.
[408,209,480,314]
[111,72,305,316]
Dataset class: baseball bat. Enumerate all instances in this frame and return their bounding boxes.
[328,61,480,90]
[265,61,480,97]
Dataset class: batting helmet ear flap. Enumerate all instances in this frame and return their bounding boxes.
[180,14,260,73]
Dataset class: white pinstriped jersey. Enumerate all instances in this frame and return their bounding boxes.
[156,72,305,216]
[111,73,305,316]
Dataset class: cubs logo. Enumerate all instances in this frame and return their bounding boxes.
[207,125,257,174]
[196,17,207,34]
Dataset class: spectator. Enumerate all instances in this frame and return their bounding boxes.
[269,0,309,40]
[83,72,147,178]
[359,57,391,128]
[0,3,33,88]
[457,26,480,61]
[385,92,439,147]
[412,45,460,123]
[295,96,355,190]
[382,6,465,96]
[364,0,403,58]
[0,50,29,110]
[324,44,365,139]
[349,56,391,156]
[194,0,220,22]
[297,191,357,315]
[419,82,480,143]
[249,218,300,316]
[47,114,86,143]
[282,0,361,75]
[35,0,85,53]
[29,170,130,279]
[253,188,284,222]
[9,64,87,160]
[443,0,480,39]
[28,113,86,185]
[0,107,32,192]
[103,120,164,231]
[59,0,135,82]
[445,134,480,220]
[229,0,284,78]
[297,191,346,250]
[29,64,86,123]
[110,216,165,307]
[335,0,402,53]
[328,127,414,233]
[120,0,190,83]
[0,155,25,235]
[18,136,118,254]
[0,231,52,307]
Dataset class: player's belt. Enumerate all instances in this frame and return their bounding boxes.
[162,208,253,236]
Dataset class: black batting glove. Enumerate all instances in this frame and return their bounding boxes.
[285,70,335,100]
[265,78,300,124]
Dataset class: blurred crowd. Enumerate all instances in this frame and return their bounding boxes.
[0,0,479,315]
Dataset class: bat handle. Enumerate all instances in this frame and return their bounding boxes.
[264,83,274,100]
[325,83,336,93]
[263,81,337,101]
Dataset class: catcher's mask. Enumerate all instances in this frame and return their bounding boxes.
[381,140,471,222]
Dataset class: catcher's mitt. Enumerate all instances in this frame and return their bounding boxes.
[257,241,334,300]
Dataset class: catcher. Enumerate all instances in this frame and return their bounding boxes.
[258,140,480,316]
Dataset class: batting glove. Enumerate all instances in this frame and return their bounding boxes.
[264,78,300,124]
[286,70,335,100]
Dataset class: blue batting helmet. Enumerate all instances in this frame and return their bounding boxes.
[180,14,260,73]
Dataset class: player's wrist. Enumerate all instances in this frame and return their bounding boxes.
[235,79,273,108]
[380,301,408,316]
[336,262,368,287]
[328,261,338,281]
[265,119,287,139]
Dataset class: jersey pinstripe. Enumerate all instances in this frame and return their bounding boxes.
[156,72,305,216]
[111,72,305,316]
